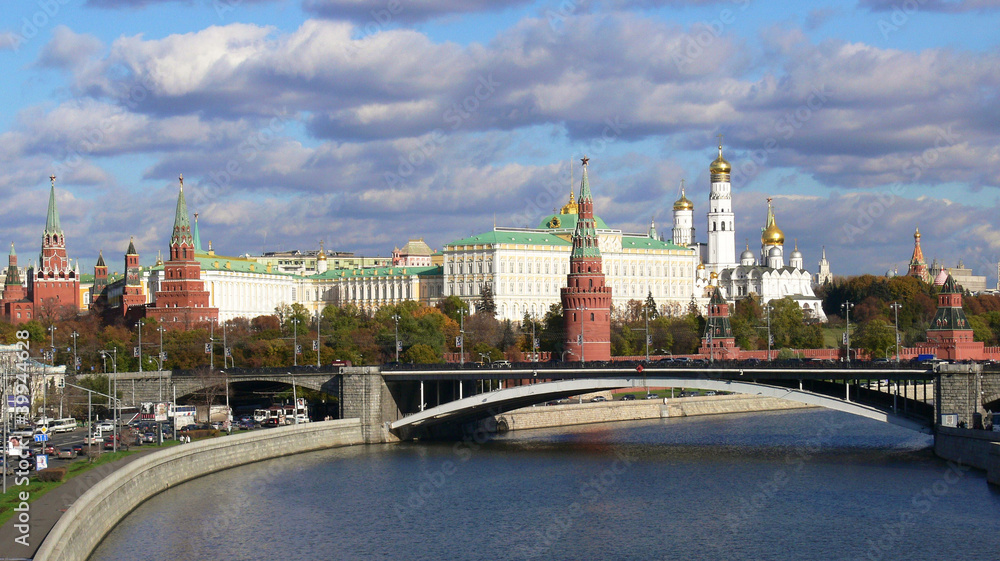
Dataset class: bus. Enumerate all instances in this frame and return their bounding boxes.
[253,400,309,425]
[34,417,77,433]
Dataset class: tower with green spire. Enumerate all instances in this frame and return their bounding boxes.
[3,242,25,301]
[147,174,218,329]
[27,174,80,320]
[561,157,612,362]
[699,286,738,360]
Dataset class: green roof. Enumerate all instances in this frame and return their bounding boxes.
[447,231,572,247]
[45,181,62,236]
[312,265,442,279]
[621,236,692,252]
[150,255,295,276]
[537,212,609,231]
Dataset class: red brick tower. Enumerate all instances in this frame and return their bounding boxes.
[2,243,32,322]
[31,175,80,316]
[916,274,984,360]
[122,237,145,313]
[93,251,108,291]
[561,157,611,362]
[146,175,218,329]
[699,286,739,360]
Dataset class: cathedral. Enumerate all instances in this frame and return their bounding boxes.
[674,140,828,322]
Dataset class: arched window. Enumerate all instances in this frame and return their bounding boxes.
[721,222,726,231]
[590,312,595,321]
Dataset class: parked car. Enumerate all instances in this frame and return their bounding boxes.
[620,394,636,401]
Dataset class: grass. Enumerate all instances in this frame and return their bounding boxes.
[0,449,143,527]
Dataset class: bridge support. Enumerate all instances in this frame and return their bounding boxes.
[935,363,987,428]
[340,367,402,443]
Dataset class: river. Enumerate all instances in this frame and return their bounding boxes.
[90,409,1000,560]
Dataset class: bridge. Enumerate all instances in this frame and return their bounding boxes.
[91,361,997,443]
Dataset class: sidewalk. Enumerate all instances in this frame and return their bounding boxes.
[0,449,160,560]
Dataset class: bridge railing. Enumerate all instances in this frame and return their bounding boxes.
[381,359,933,372]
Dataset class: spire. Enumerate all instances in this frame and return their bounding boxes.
[578,156,592,202]
[9,242,14,258]
[44,175,63,236]
[156,250,163,267]
[5,243,21,287]
[648,216,658,240]
[170,174,194,248]
[96,250,106,267]
[193,212,204,253]
[761,197,784,246]
[126,237,137,255]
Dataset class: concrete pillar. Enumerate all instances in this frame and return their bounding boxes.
[340,366,399,443]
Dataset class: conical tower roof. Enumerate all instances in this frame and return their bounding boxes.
[193,213,203,253]
[44,175,62,236]
[579,157,592,202]
[5,243,21,287]
[170,174,194,247]
[96,250,106,267]
[126,237,137,255]
[761,197,784,246]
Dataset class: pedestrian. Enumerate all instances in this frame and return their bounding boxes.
[186,435,191,444]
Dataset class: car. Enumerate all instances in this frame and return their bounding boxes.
[589,396,607,402]
[71,444,84,455]
[620,394,636,401]
[179,424,198,432]
[261,418,280,428]
[705,391,717,396]
[103,437,117,450]
[96,422,115,432]
[37,444,55,455]
[57,448,75,459]
[643,394,660,400]
[492,360,512,368]
[143,432,156,443]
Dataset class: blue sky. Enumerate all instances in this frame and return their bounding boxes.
[1,0,999,287]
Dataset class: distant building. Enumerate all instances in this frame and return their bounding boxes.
[906,227,929,282]
[392,239,435,267]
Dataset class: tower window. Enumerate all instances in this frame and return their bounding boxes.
[590,312,595,321]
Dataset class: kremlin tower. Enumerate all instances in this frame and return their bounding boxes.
[146,175,218,329]
[907,227,929,282]
[561,157,611,362]
[122,237,145,313]
[706,137,737,274]
[30,175,81,316]
[699,286,739,359]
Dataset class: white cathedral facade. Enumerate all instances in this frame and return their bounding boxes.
[674,140,828,322]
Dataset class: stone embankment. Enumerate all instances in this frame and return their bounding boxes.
[933,425,1000,487]
[494,394,814,432]
[34,419,365,561]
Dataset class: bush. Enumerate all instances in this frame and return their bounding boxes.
[181,429,219,440]
[37,467,67,482]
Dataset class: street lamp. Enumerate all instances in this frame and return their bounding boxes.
[291,318,300,367]
[392,314,400,363]
[890,302,902,365]
[842,301,854,363]
[136,321,143,374]
[458,308,467,366]
[71,331,79,374]
[157,326,166,401]
[100,348,118,452]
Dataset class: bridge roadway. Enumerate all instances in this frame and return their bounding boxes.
[381,365,937,439]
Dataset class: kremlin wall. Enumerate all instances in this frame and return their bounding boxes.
[2,147,998,363]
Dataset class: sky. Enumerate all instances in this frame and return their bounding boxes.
[1,0,999,287]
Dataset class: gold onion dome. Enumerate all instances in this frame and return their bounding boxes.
[761,197,785,246]
[709,140,731,174]
[673,182,693,211]
[710,271,718,279]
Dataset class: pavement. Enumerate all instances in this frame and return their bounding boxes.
[0,448,160,561]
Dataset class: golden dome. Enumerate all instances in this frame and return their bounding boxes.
[673,187,694,211]
[709,139,731,175]
[761,197,784,246]
[914,227,921,239]
[697,262,705,270]
[710,271,718,279]
[560,191,578,215]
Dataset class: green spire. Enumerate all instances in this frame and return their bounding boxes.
[193,212,204,253]
[44,175,62,236]
[9,242,14,258]
[5,243,20,287]
[126,237,137,255]
[648,217,658,240]
[578,156,592,202]
[170,174,194,247]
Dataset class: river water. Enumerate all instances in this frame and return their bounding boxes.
[90,409,1000,561]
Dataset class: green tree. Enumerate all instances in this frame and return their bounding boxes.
[854,318,897,360]
[436,295,469,323]
[477,282,496,317]
[403,343,440,364]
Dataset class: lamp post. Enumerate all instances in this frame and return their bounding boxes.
[392,314,400,363]
[890,302,902,365]
[842,301,854,364]
[316,311,322,368]
[157,326,166,401]
[136,321,143,374]
[71,331,79,374]
[291,318,300,367]
[459,309,466,366]
[100,348,118,452]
